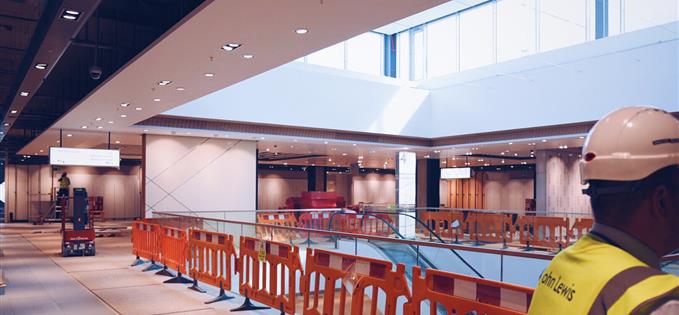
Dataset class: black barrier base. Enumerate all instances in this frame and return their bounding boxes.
[142,261,162,272]
[188,278,206,293]
[297,238,318,246]
[164,272,192,284]
[130,256,145,267]
[204,284,233,304]
[155,266,174,277]
[230,293,270,312]
[279,302,285,315]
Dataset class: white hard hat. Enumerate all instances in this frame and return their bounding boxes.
[580,106,679,185]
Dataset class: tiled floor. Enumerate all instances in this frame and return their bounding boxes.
[0,223,277,315]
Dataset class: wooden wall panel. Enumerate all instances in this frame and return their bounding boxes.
[447,171,484,209]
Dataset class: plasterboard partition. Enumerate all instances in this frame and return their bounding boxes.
[352,173,396,205]
[4,164,141,222]
[144,135,256,222]
[535,151,592,216]
[482,171,534,212]
[257,169,307,210]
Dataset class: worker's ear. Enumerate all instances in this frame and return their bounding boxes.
[651,185,672,219]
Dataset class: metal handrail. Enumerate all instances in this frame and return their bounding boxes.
[326,211,440,273]
[152,211,555,261]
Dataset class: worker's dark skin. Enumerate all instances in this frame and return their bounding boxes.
[611,169,679,258]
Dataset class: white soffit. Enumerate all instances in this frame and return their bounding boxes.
[49,0,448,132]
[373,0,488,35]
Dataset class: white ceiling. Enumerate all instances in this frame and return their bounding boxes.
[45,0,447,133]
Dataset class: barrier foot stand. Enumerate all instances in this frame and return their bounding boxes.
[142,261,162,272]
[188,278,206,293]
[279,302,285,315]
[163,272,192,284]
[204,283,232,304]
[155,265,174,277]
[230,292,270,312]
[130,256,145,267]
[297,237,318,246]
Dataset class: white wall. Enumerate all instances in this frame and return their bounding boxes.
[4,164,141,221]
[426,22,678,137]
[352,173,396,205]
[257,169,307,210]
[165,63,432,137]
[543,151,591,215]
[482,171,534,212]
[144,135,257,222]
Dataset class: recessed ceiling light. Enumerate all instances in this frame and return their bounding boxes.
[342,153,347,156]
[221,43,241,51]
[578,136,585,139]
[115,140,120,144]
[121,102,129,107]
[19,91,29,96]
[135,107,142,111]
[66,134,72,137]
[541,139,547,142]
[158,80,172,86]
[295,28,308,34]
[81,125,88,129]
[121,114,127,118]
[108,121,114,124]
[95,117,102,121]
[176,87,185,91]
[56,140,60,143]
[243,54,254,59]
[204,73,215,77]
[3,123,9,126]
[97,126,103,129]
[508,142,513,145]
[143,129,149,132]
[40,149,44,152]
[153,98,160,102]
[10,110,17,114]
[35,63,48,70]
[324,141,328,144]
[61,10,79,20]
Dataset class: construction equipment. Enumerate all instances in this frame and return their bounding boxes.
[61,188,96,257]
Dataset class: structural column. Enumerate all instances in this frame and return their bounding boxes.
[416,158,440,208]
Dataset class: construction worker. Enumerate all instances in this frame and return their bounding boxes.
[57,172,70,198]
[528,106,679,314]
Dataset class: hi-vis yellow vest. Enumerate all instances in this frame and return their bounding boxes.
[528,235,679,315]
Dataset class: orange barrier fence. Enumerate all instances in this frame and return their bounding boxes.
[257,213,298,227]
[131,220,161,268]
[421,211,466,241]
[405,266,534,315]
[302,248,410,315]
[570,217,593,242]
[332,214,393,237]
[516,216,569,250]
[468,213,513,244]
[187,229,236,299]
[160,226,189,279]
[297,212,332,230]
[236,236,303,313]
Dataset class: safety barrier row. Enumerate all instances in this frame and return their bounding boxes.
[421,211,593,251]
[131,219,534,314]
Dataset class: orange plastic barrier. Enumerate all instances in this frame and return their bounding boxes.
[236,236,303,313]
[421,211,466,241]
[187,229,236,293]
[404,266,534,315]
[517,216,569,250]
[302,248,410,315]
[468,213,513,244]
[257,213,298,227]
[569,217,593,242]
[332,214,393,237]
[160,226,188,276]
[131,220,161,265]
[298,212,332,230]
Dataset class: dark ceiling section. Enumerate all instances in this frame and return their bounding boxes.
[0,0,206,158]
